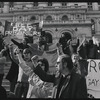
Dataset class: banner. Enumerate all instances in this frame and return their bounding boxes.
[4,21,40,40]
[86,59,100,98]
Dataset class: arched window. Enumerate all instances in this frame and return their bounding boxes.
[45,16,52,22]
[62,15,68,21]
[30,16,36,21]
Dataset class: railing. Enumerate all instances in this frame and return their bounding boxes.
[8,4,88,12]
[43,20,91,24]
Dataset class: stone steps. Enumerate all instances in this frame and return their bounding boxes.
[2,62,11,93]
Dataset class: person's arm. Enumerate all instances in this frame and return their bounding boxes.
[16,49,34,77]
[11,39,23,49]
[0,57,6,63]
[32,57,55,83]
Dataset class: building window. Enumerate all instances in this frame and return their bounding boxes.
[87,2,92,5]
[74,4,78,8]
[33,2,38,6]
[0,2,4,8]
[30,16,36,21]
[62,2,67,6]
[48,2,52,6]
[87,2,93,10]
[9,2,14,7]
[45,16,52,22]
[76,14,82,19]
[62,15,68,21]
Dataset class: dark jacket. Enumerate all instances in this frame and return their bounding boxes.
[87,44,97,59]
[3,49,19,82]
[34,65,87,98]
[0,86,7,99]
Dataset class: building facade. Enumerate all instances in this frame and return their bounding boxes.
[0,2,100,44]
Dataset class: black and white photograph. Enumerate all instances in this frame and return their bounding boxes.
[0,2,99,99]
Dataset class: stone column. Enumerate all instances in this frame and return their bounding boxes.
[92,2,99,10]
[52,2,62,7]
[95,18,100,34]
[3,2,10,13]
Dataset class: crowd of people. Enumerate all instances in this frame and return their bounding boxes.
[0,29,100,98]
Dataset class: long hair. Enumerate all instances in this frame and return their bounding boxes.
[38,58,49,72]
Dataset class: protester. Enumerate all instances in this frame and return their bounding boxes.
[5,44,19,93]
[9,46,33,98]
[77,37,88,59]
[15,49,53,98]
[71,53,81,75]
[87,39,97,59]
[71,53,88,77]
[59,33,71,56]
[29,54,87,98]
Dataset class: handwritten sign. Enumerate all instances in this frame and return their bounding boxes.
[5,21,40,39]
[86,59,100,98]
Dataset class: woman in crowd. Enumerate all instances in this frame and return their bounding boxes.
[15,48,53,98]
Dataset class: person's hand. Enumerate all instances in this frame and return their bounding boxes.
[9,44,14,49]
[67,39,72,45]
[15,47,21,55]
[31,55,39,67]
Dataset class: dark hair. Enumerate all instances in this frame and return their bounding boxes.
[24,37,31,43]
[38,58,49,72]
[89,39,93,46]
[23,48,32,54]
[62,56,73,71]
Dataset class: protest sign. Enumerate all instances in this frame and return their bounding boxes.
[86,59,100,98]
[4,21,40,38]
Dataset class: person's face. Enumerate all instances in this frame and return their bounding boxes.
[23,52,31,61]
[72,54,79,63]
[56,56,67,73]
[38,61,45,71]
[13,52,18,59]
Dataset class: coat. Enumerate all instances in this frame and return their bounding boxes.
[19,61,53,98]
[4,49,19,82]
[34,65,88,98]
